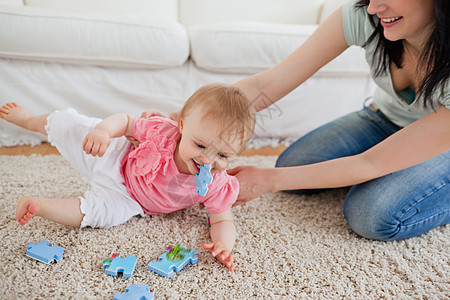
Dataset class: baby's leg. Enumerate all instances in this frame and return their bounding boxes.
[16,196,84,227]
[0,102,49,135]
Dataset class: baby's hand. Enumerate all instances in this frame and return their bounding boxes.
[83,128,110,157]
[203,242,235,271]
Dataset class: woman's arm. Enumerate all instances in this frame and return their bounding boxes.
[230,106,450,203]
[138,9,348,117]
[83,113,135,156]
[233,7,349,112]
[202,209,236,270]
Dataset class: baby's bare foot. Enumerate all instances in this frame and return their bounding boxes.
[0,102,34,128]
[16,196,40,226]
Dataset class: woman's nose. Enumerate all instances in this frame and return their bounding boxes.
[367,0,387,15]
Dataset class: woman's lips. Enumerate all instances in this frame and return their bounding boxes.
[380,16,402,27]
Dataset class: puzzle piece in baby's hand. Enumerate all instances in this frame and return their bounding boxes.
[195,163,213,196]
[113,284,154,300]
[26,240,64,264]
[148,245,198,278]
[103,253,137,278]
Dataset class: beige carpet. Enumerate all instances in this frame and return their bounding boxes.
[0,154,448,299]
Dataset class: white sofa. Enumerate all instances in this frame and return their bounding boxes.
[0,0,375,148]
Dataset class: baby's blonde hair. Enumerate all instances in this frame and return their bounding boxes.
[180,83,256,153]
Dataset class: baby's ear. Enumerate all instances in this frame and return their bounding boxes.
[178,118,184,134]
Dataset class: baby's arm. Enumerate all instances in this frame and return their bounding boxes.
[202,209,236,271]
[83,113,135,156]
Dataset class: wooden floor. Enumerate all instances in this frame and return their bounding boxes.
[0,143,286,156]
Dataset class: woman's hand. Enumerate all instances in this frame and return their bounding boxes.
[227,166,273,206]
[125,109,166,149]
[140,109,168,119]
[202,242,235,271]
[140,109,180,122]
[127,109,181,149]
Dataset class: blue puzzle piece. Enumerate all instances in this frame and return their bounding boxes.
[195,163,213,196]
[103,253,137,278]
[113,284,154,300]
[26,240,64,264]
[148,245,198,278]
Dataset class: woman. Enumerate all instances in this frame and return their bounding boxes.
[228,0,449,241]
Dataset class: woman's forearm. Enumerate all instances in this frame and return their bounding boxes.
[268,155,376,192]
[233,8,348,112]
[233,107,449,203]
[269,108,450,192]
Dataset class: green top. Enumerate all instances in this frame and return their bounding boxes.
[342,0,450,127]
[397,87,416,105]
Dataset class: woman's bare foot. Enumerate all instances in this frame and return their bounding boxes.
[0,102,34,128]
[16,196,40,226]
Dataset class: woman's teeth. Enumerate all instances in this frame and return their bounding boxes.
[382,17,401,23]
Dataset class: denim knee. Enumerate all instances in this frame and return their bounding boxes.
[343,188,393,241]
[343,174,450,241]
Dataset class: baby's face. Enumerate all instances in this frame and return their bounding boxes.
[175,106,242,175]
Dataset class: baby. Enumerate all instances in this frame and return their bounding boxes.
[0,83,256,270]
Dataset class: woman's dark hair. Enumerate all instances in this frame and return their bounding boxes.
[355,0,449,107]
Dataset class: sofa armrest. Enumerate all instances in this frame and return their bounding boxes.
[0,0,23,5]
[0,4,189,68]
[24,0,178,18]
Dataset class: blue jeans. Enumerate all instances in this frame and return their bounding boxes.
[276,106,450,241]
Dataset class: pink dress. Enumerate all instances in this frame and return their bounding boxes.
[121,117,239,215]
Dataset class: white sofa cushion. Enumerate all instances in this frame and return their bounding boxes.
[189,21,369,75]
[180,0,323,26]
[0,4,189,68]
[25,0,178,19]
[189,22,316,74]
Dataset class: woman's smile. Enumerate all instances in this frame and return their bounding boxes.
[380,16,402,27]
